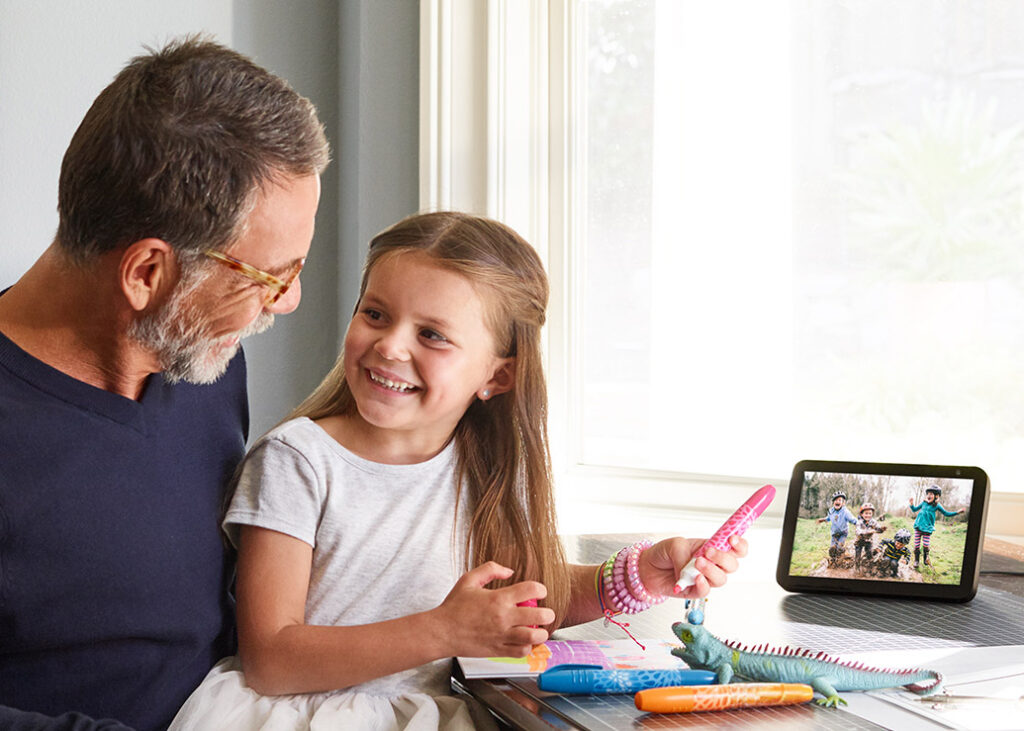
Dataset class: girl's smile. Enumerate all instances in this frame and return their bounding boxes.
[366,367,420,394]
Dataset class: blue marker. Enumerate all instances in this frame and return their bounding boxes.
[537,664,717,694]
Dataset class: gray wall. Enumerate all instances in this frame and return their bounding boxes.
[0,0,419,441]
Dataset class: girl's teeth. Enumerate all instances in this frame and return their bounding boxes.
[370,372,415,392]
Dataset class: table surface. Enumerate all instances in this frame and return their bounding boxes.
[453,530,1024,730]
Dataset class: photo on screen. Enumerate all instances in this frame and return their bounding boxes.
[787,471,973,586]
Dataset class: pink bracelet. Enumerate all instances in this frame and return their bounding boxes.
[604,540,664,615]
[595,554,647,650]
[611,546,644,613]
[626,539,663,607]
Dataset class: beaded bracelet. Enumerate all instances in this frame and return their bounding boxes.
[596,551,645,648]
[626,539,662,606]
[610,543,647,613]
[601,540,665,615]
[594,540,667,649]
[594,554,619,618]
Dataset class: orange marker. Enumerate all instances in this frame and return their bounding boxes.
[635,682,814,713]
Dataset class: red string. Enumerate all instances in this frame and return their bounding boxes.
[603,610,646,651]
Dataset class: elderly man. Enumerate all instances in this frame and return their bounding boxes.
[0,37,329,730]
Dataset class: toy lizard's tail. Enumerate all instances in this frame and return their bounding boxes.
[904,670,943,696]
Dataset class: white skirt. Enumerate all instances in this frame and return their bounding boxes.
[169,657,497,731]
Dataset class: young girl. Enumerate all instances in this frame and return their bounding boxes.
[171,211,747,730]
[909,485,963,569]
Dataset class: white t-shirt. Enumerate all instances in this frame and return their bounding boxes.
[170,418,495,730]
[225,416,471,696]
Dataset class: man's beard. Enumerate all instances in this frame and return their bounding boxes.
[127,271,275,385]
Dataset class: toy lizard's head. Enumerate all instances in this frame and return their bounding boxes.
[670,621,713,668]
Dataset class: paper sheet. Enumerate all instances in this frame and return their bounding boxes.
[456,638,684,678]
[839,645,1024,731]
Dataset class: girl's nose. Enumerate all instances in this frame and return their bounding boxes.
[373,328,411,361]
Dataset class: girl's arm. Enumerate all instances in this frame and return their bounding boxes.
[557,536,747,628]
[938,503,960,517]
[236,525,554,696]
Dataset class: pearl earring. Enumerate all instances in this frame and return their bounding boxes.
[482,390,491,399]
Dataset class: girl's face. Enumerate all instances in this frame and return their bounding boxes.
[862,509,873,519]
[925,492,938,503]
[342,251,512,459]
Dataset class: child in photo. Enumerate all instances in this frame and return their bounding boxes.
[879,528,912,577]
[170,211,747,730]
[853,503,886,570]
[817,490,857,566]
[909,485,964,569]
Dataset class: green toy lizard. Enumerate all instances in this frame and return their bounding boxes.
[671,620,943,707]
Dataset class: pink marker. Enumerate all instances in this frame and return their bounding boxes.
[517,598,538,628]
[674,484,776,593]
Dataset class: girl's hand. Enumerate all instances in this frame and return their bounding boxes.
[638,535,748,600]
[434,562,555,659]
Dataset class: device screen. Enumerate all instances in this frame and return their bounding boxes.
[787,470,973,586]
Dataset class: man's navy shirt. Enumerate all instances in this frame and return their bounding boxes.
[0,328,247,730]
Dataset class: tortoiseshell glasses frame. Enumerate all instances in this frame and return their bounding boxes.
[203,250,305,306]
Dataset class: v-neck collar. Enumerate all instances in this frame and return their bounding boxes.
[0,326,156,431]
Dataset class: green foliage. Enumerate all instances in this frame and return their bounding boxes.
[917,522,967,584]
[789,518,829,575]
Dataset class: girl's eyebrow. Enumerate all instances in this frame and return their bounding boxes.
[419,314,454,331]
[359,291,387,308]
[358,293,455,332]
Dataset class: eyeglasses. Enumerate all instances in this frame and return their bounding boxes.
[204,250,305,306]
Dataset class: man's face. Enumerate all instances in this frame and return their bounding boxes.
[131,174,321,384]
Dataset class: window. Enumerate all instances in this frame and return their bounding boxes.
[421,0,1024,533]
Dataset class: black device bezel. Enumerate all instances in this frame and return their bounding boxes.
[776,460,990,602]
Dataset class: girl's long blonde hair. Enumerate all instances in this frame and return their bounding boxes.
[289,211,571,625]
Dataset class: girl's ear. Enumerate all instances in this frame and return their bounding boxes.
[119,238,176,312]
[479,357,515,401]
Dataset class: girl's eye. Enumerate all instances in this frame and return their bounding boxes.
[420,329,448,343]
[362,308,383,321]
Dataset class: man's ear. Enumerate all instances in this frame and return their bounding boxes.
[118,239,176,312]
[479,357,516,400]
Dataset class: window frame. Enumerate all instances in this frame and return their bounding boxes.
[418,0,1024,536]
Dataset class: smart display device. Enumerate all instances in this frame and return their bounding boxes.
[776,460,989,602]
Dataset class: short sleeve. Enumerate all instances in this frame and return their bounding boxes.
[223,433,325,549]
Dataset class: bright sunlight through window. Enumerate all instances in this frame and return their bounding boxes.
[576,0,1024,492]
